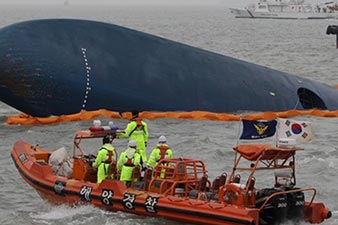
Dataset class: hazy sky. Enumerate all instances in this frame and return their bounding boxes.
[0,0,255,7]
[0,0,331,7]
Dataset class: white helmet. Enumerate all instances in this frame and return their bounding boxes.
[128,140,137,147]
[158,135,167,143]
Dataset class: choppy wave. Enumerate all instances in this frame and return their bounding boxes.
[0,4,337,225]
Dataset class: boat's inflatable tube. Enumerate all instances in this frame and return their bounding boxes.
[0,19,338,117]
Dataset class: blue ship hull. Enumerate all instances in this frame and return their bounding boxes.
[0,19,337,117]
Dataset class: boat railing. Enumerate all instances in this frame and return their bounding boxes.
[148,158,207,196]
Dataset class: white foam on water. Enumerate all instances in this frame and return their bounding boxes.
[30,204,99,220]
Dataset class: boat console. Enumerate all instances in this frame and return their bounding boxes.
[72,155,97,182]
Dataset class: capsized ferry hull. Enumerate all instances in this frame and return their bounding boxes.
[1,19,338,117]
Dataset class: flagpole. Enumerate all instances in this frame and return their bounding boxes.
[235,116,243,166]
[236,117,242,147]
[276,117,279,147]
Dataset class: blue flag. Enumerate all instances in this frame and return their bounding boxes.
[240,119,277,140]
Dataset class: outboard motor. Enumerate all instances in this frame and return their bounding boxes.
[256,188,288,225]
[326,25,338,48]
[286,188,305,221]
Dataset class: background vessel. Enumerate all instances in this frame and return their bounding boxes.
[230,0,338,19]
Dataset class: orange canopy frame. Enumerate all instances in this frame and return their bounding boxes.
[233,144,303,161]
[6,108,338,125]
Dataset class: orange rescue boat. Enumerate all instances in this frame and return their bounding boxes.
[11,128,331,225]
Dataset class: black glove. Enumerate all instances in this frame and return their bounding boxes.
[145,142,147,147]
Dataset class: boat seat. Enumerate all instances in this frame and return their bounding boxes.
[212,193,219,201]
[149,180,163,193]
[189,189,198,199]
[205,191,213,201]
[142,168,153,191]
[188,190,217,201]
[132,181,144,190]
[154,180,162,188]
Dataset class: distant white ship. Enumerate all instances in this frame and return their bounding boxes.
[230,0,338,19]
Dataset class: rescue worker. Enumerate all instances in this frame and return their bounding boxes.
[117,140,141,185]
[147,135,173,169]
[119,110,149,167]
[92,134,116,184]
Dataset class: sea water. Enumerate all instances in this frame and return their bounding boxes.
[0,4,337,225]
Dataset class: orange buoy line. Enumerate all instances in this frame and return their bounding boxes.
[6,109,338,125]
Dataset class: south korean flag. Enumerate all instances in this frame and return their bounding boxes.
[278,118,313,143]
